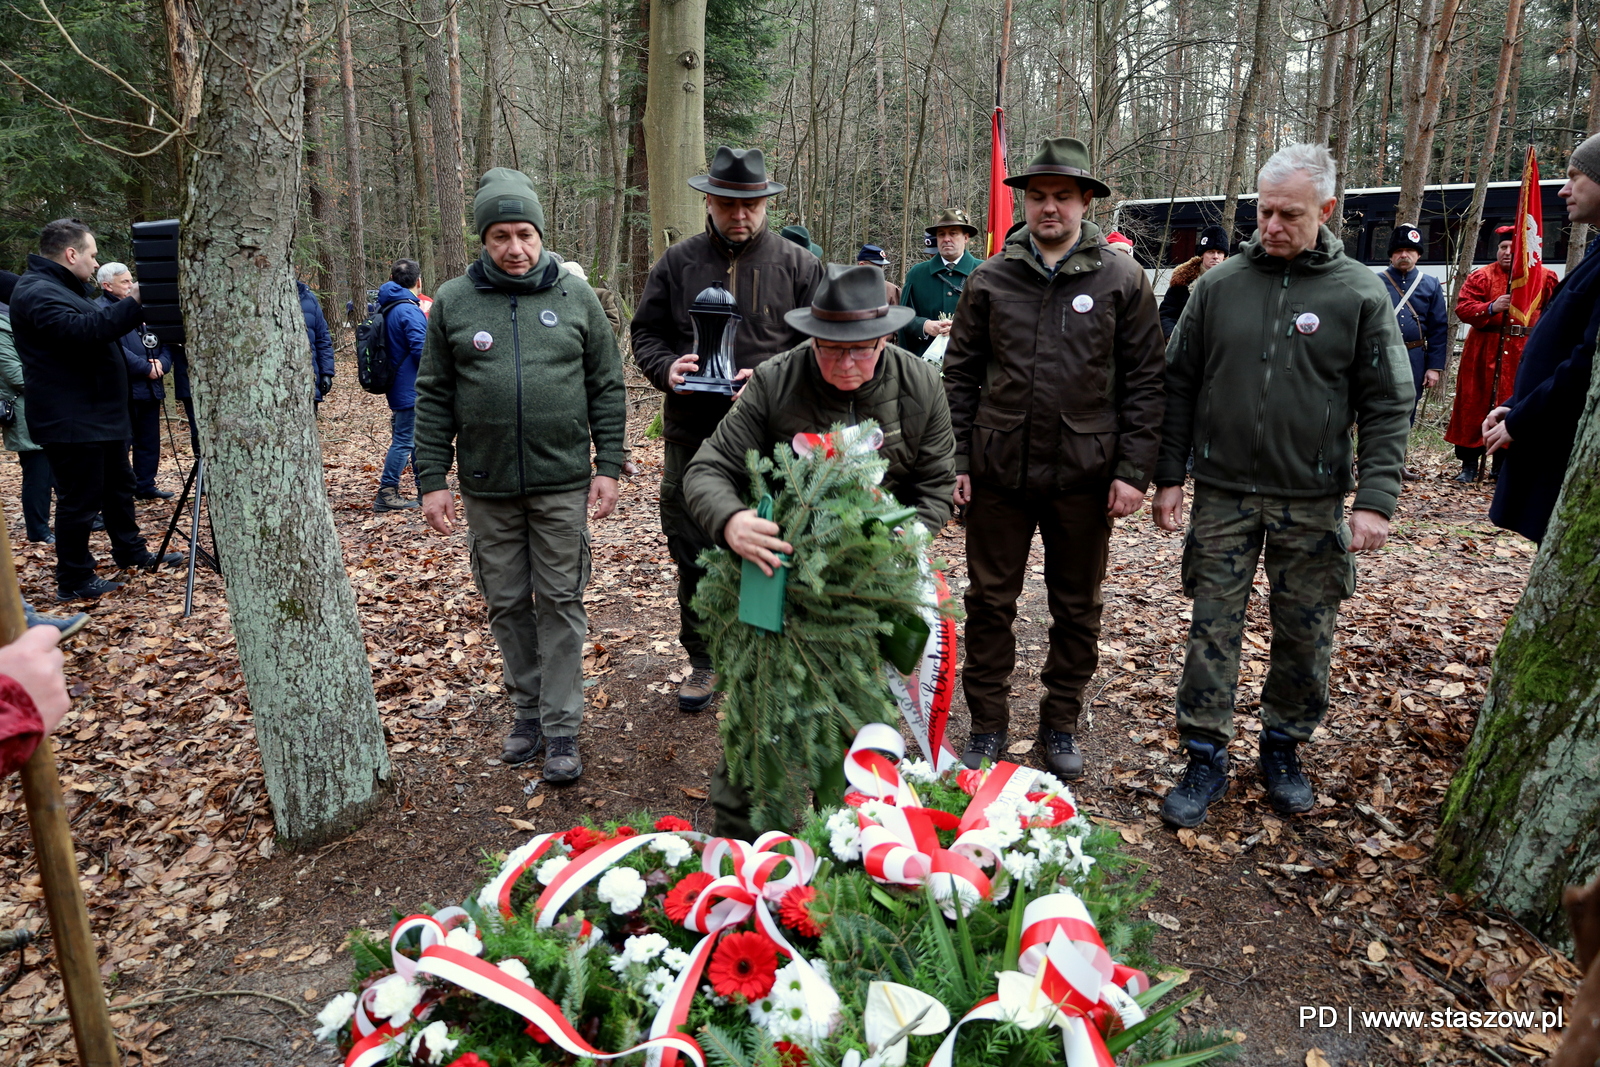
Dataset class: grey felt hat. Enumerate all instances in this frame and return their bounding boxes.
[1004,137,1111,198]
[783,264,915,342]
[688,146,786,198]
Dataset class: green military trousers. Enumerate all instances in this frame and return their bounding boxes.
[1176,484,1357,746]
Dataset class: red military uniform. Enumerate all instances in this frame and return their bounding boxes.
[1446,262,1559,448]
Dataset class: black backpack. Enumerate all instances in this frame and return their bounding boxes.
[355,306,392,395]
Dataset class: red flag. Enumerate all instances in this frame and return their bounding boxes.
[985,107,1011,257]
[1508,145,1546,328]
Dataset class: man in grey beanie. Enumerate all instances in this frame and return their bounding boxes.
[415,168,627,782]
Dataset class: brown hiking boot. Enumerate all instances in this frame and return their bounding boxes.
[374,486,420,512]
[501,718,544,764]
[678,667,719,712]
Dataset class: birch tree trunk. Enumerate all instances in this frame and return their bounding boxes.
[643,0,707,258]
[175,0,391,850]
[420,0,468,278]
[337,0,366,317]
[1436,340,1600,945]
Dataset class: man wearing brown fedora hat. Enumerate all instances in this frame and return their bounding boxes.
[632,146,824,713]
[898,208,980,359]
[683,262,955,836]
[945,136,1166,781]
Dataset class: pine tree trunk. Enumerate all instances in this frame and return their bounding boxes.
[1394,0,1461,226]
[642,0,707,259]
[337,0,367,317]
[471,0,503,179]
[176,0,391,850]
[398,22,438,291]
[420,0,468,278]
[1220,0,1274,242]
[1436,343,1600,944]
[302,69,343,297]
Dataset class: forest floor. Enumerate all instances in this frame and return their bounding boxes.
[0,380,1582,1067]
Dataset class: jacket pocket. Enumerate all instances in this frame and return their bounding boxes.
[971,403,1027,489]
[1057,409,1118,488]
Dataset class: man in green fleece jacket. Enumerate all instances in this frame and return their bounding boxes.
[1152,143,1413,829]
[415,169,627,783]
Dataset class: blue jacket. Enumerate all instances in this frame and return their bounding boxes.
[298,281,336,398]
[1380,266,1448,386]
[99,294,172,401]
[1490,240,1600,543]
[377,280,426,411]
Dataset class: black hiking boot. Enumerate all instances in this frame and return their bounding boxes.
[1160,738,1230,828]
[1039,729,1084,781]
[1259,728,1315,814]
[962,731,1006,770]
[500,717,545,765]
[543,735,583,783]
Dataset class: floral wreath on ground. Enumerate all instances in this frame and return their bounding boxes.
[317,724,1240,1067]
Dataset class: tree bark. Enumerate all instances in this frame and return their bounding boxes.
[176,0,391,850]
[1436,340,1600,946]
[1220,0,1275,243]
[1330,2,1362,226]
[337,0,367,317]
[597,0,625,286]
[471,0,503,179]
[1395,0,1462,227]
[643,0,707,258]
[420,0,468,278]
[398,21,438,291]
[302,68,342,297]
[1312,0,1347,144]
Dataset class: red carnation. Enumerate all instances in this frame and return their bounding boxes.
[774,1040,810,1067]
[777,885,822,938]
[524,1019,553,1044]
[707,931,779,1000]
[955,768,990,795]
[655,816,693,832]
[564,826,607,852]
[448,1056,491,1067]
[663,871,715,923]
[615,825,639,839]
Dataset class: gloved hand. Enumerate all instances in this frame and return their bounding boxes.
[317,373,334,397]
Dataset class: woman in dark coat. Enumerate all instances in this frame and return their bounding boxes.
[1158,224,1229,337]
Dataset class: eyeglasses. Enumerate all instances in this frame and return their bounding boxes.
[813,342,882,363]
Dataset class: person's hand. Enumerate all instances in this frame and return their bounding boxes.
[669,353,700,392]
[0,626,69,739]
[725,509,793,577]
[1107,479,1145,519]
[922,320,951,338]
[147,360,162,380]
[1153,485,1186,531]
[1490,293,1512,313]
[730,367,754,398]
[953,473,971,506]
[422,489,457,534]
[317,373,334,396]
[588,475,619,520]
[1348,509,1390,552]
[128,282,141,304]
[1483,405,1513,454]
[1423,369,1441,389]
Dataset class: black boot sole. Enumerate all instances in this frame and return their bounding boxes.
[1160,779,1230,829]
[678,691,716,713]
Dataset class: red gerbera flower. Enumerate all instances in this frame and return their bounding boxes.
[777,885,822,938]
[707,931,779,1000]
[654,816,693,832]
[774,1040,810,1067]
[524,1019,553,1044]
[564,825,607,852]
[448,1055,491,1067]
[663,871,715,923]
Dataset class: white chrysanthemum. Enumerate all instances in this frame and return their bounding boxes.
[444,927,483,956]
[662,947,691,972]
[313,991,357,1041]
[857,798,896,824]
[1033,771,1066,795]
[899,758,937,784]
[982,802,1024,847]
[642,966,676,1007]
[1027,827,1068,866]
[748,993,776,1028]
[536,855,571,886]
[1061,834,1097,879]
[1002,849,1042,888]
[760,960,830,1042]
[1064,814,1091,835]
[409,1021,460,1064]
[497,958,531,983]
[826,808,862,862]
[648,834,693,867]
[370,974,424,1027]
[624,933,669,963]
[596,866,648,914]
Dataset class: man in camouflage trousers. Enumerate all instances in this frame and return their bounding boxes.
[1152,144,1412,829]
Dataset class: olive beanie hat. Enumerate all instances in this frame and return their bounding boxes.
[473,168,546,238]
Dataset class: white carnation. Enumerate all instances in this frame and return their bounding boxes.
[899,758,937,784]
[596,866,648,914]
[410,1020,459,1064]
[497,958,531,983]
[370,974,424,1027]
[826,808,862,862]
[313,991,356,1041]
[981,802,1024,847]
[648,834,693,867]
[642,966,677,1007]
[444,927,483,956]
[536,855,571,886]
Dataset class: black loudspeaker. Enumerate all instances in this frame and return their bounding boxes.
[131,219,185,346]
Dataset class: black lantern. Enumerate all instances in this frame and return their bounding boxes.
[680,283,741,395]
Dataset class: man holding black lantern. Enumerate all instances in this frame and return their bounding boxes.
[631,146,823,713]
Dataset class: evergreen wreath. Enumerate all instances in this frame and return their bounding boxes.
[692,421,955,832]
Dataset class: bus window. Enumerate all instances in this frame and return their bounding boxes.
[1168,228,1196,265]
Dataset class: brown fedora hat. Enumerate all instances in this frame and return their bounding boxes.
[688,146,786,198]
[925,208,979,237]
[784,264,915,342]
[1003,137,1111,197]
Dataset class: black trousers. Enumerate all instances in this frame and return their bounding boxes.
[17,449,54,542]
[41,440,149,590]
[129,398,162,493]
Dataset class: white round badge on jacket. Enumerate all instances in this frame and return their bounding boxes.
[1295,313,1320,335]
[540,310,558,327]
[473,331,493,350]
[1072,294,1094,314]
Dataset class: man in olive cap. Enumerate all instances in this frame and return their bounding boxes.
[780,224,824,259]
[899,208,980,359]
[945,137,1165,780]
[684,262,955,836]
[415,168,627,783]
[631,146,824,713]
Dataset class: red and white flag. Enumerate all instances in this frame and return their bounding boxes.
[1508,145,1547,328]
[985,107,1011,257]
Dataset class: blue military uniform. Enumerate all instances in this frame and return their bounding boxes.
[1380,226,1448,423]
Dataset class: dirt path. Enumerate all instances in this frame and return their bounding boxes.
[0,386,1578,1066]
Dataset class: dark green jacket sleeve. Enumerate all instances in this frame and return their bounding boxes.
[1155,278,1206,487]
[1349,286,1415,518]
[905,370,956,530]
[413,293,459,495]
[582,288,627,480]
[942,271,991,475]
[682,364,779,546]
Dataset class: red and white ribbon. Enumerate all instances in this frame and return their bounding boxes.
[845,723,922,807]
[1018,890,1148,1031]
[884,566,960,773]
[478,832,564,922]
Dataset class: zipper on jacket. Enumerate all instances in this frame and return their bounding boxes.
[1313,401,1332,475]
[1248,268,1292,484]
[510,294,527,495]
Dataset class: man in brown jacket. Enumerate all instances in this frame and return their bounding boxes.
[631,146,824,711]
[945,137,1165,779]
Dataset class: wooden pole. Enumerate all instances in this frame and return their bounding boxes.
[4,514,119,1065]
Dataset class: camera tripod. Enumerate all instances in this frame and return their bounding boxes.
[149,457,218,618]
